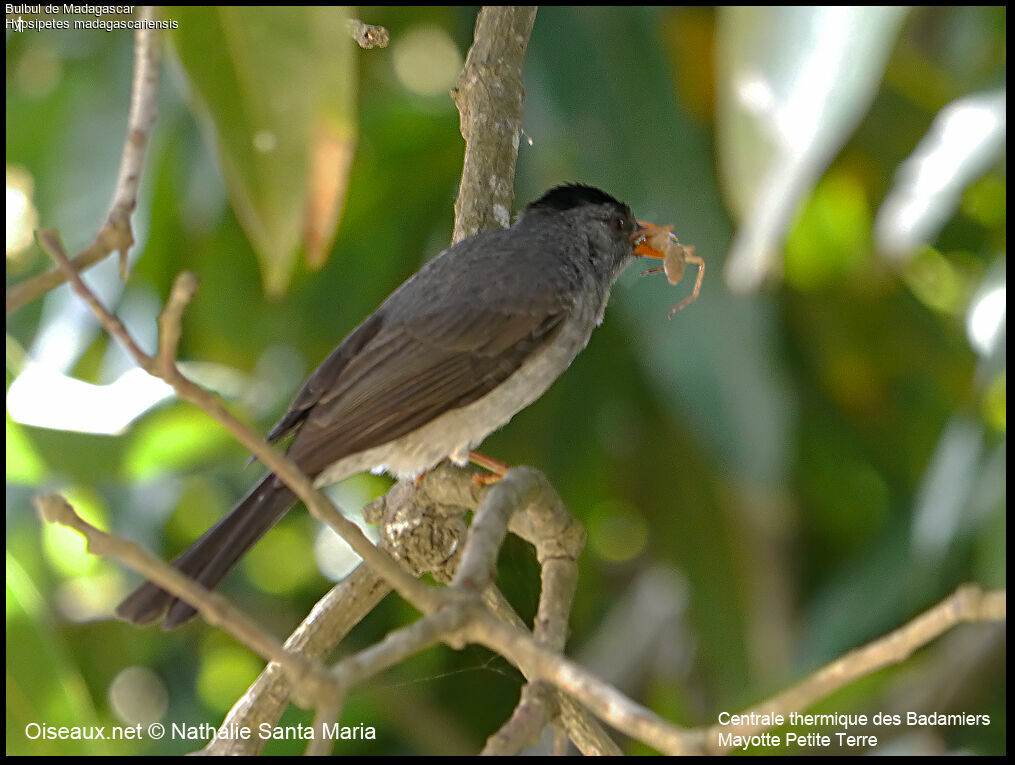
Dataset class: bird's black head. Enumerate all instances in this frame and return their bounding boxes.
[527,184,626,213]
[521,184,642,283]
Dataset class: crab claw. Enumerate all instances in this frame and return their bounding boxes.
[632,220,674,259]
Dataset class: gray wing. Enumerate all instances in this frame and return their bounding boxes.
[267,234,575,477]
[287,308,565,476]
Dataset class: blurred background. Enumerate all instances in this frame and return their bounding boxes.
[5,6,1005,755]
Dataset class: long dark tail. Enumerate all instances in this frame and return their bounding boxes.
[115,473,297,629]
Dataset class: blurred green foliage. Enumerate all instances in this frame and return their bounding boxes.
[6,5,1005,756]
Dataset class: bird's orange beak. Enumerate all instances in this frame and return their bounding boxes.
[631,220,673,260]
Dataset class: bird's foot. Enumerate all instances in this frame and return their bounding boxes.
[469,450,509,489]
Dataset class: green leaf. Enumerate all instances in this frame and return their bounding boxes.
[6,414,46,484]
[784,168,873,290]
[167,7,357,295]
[6,554,109,755]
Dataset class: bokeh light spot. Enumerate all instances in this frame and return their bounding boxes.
[197,645,263,712]
[392,25,462,97]
[6,165,38,260]
[244,523,318,594]
[588,500,649,563]
[109,666,168,727]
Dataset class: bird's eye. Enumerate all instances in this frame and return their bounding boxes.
[611,215,627,232]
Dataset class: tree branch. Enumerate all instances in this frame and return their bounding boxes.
[451,6,537,243]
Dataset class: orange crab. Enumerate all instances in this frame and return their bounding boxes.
[633,221,704,317]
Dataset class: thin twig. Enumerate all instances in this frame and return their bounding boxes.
[110,5,163,278]
[307,695,344,757]
[35,230,154,368]
[156,271,199,374]
[479,587,623,755]
[464,467,587,754]
[6,6,162,314]
[485,684,560,755]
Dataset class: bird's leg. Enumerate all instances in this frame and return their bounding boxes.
[469,451,509,488]
[411,451,509,490]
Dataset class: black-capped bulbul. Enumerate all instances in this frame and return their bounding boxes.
[116,184,671,628]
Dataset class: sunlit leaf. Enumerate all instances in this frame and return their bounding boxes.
[6,364,174,436]
[903,246,967,315]
[303,10,358,269]
[717,6,907,292]
[303,122,356,269]
[196,645,262,712]
[784,169,872,290]
[6,554,109,755]
[965,262,1006,358]
[6,414,46,483]
[875,90,1006,260]
[244,523,318,594]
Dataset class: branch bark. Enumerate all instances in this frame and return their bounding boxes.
[451,6,537,243]
[346,18,389,49]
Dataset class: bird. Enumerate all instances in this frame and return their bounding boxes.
[116,183,667,628]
